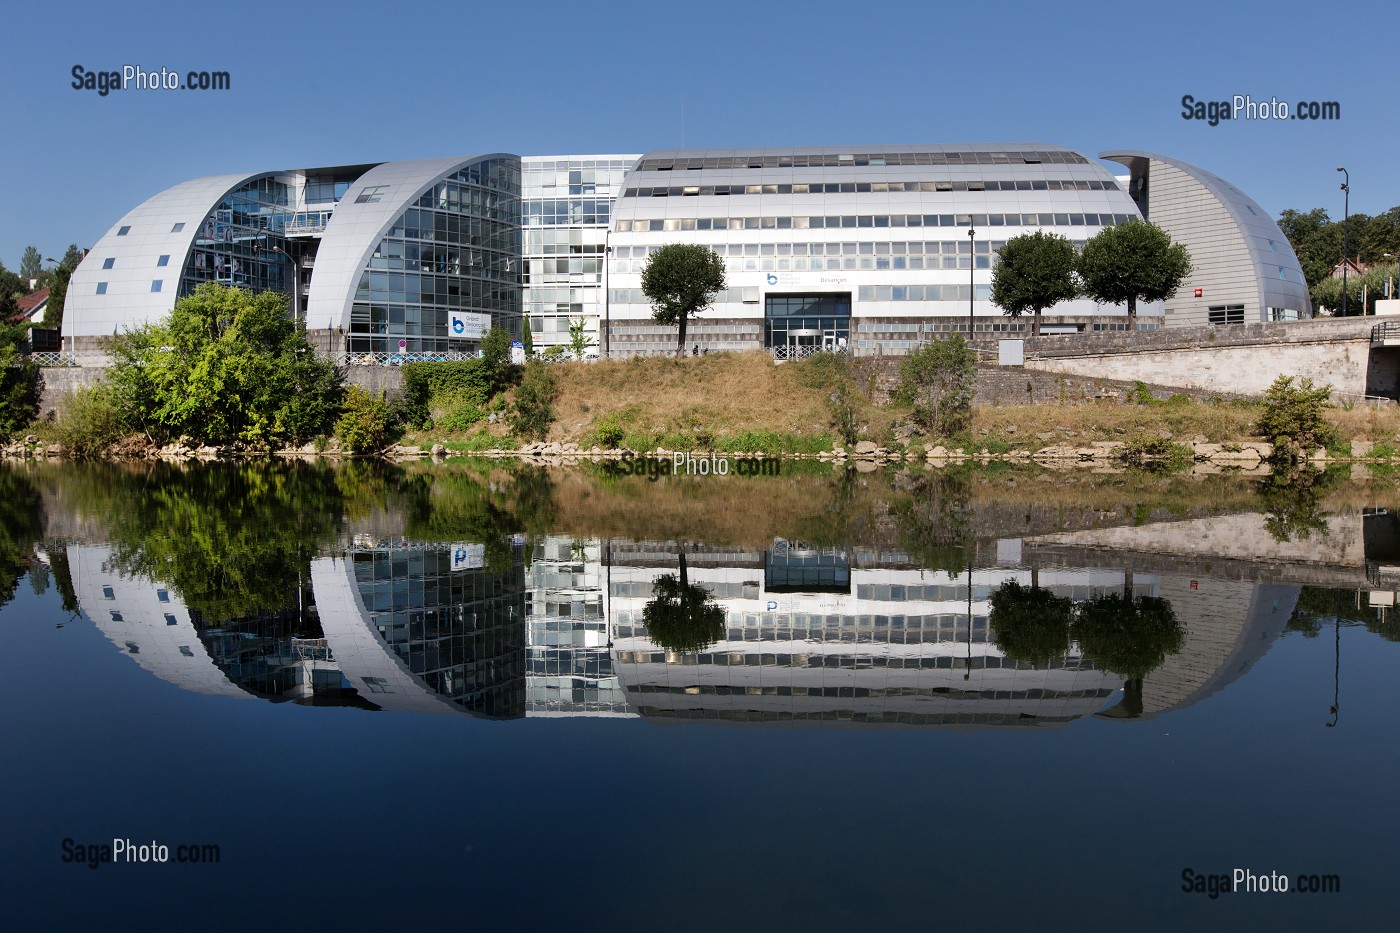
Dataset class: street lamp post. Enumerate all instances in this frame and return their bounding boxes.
[262,244,300,326]
[1338,167,1350,317]
[603,230,612,358]
[968,226,976,344]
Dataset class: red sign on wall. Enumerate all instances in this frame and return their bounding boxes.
[1194,288,1203,298]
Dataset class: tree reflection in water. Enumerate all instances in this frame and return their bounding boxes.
[988,578,1073,666]
[642,545,726,654]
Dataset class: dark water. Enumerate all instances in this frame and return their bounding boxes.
[1,459,1397,931]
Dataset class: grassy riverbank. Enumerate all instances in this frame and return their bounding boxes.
[402,351,1400,460]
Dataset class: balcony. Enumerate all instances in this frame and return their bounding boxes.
[283,210,334,237]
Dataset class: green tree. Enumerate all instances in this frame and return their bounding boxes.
[521,315,534,356]
[1310,262,1397,315]
[37,246,84,334]
[641,546,726,653]
[1256,375,1335,456]
[990,231,1079,336]
[0,323,39,439]
[512,360,558,440]
[1072,592,1185,680]
[336,385,391,453]
[1078,220,1193,325]
[105,283,342,447]
[0,466,45,608]
[989,578,1074,666]
[479,325,513,380]
[1277,208,1337,290]
[896,334,977,436]
[567,316,595,359]
[19,246,43,284]
[0,264,24,320]
[640,243,727,357]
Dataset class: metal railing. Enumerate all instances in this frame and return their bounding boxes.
[1371,321,1400,343]
[282,210,334,236]
[329,350,486,366]
[771,344,846,362]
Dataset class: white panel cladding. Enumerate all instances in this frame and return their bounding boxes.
[606,143,1149,345]
[66,172,270,338]
[1102,150,1311,325]
[1147,161,1260,326]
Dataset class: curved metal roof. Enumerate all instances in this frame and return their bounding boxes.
[302,154,517,333]
[66,172,273,337]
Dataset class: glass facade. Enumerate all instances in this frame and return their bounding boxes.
[521,156,635,353]
[180,176,291,298]
[351,545,528,719]
[348,157,521,354]
[765,293,851,350]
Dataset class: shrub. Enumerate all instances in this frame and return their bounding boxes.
[1257,375,1336,457]
[52,384,127,457]
[0,323,39,440]
[896,336,976,437]
[437,402,485,434]
[512,361,558,440]
[593,417,625,448]
[336,386,390,454]
[401,359,500,429]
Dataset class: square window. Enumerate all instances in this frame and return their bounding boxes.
[151,280,163,293]
[165,614,178,626]
[157,255,170,267]
[117,225,131,236]
[102,257,115,270]
[102,586,115,599]
[179,646,194,657]
[157,589,169,602]
[171,222,185,233]
[96,282,108,295]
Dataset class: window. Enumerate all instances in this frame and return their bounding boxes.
[102,257,115,270]
[150,280,163,293]
[361,676,393,694]
[102,586,115,599]
[1208,304,1245,325]
[1268,239,1279,252]
[96,282,107,294]
[355,185,390,204]
[110,611,123,622]
[156,255,170,267]
[164,614,178,626]
[157,589,169,602]
[179,646,194,657]
[117,225,131,236]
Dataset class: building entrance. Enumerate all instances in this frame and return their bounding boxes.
[765,293,851,356]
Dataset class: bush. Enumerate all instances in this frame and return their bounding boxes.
[896,336,976,437]
[437,402,485,434]
[401,359,501,429]
[592,417,625,448]
[1257,375,1336,456]
[0,324,39,440]
[336,386,390,453]
[52,384,127,457]
[512,361,558,440]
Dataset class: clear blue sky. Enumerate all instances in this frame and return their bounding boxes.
[1,0,1395,269]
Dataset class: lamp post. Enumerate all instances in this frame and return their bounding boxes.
[968,226,976,344]
[603,230,612,358]
[262,244,300,326]
[1338,167,1350,317]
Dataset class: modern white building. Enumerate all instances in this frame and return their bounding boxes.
[63,142,1310,360]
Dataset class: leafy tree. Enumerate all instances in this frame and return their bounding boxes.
[19,246,43,284]
[512,360,558,440]
[642,546,726,653]
[104,283,342,447]
[890,466,975,575]
[0,264,24,320]
[1279,208,1340,291]
[0,466,45,608]
[990,231,1079,336]
[567,316,594,359]
[521,315,534,356]
[1256,375,1335,456]
[1311,262,1398,315]
[336,385,391,453]
[1255,464,1341,543]
[0,323,39,439]
[988,579,1074,666]
[640,243,727,357]
[1072,592,1184,680]
[1078,220,1192,325]
[480,325,513,380]
[59,244,85,270]
[896,334,976,436]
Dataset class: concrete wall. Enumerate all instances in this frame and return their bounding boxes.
[37,366,106,419]
[1022,317,1391,400]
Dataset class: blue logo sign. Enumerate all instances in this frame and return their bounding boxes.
[510,340,524,349]
[451,316,465,335]
[454,547,467,564]
[767,274,778,285]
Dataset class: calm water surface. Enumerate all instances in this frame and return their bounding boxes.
[1,460,1396,931]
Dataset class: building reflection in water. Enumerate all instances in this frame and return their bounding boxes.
[70,534,1305,729]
